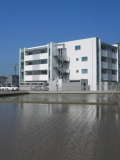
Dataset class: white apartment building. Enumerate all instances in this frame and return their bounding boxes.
[19,37,120,91]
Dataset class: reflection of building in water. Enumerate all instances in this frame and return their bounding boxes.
[18,103,70,118]
[96,105,119,121]
[48,104,69,114]
[96,105,108,119]
[18,103,70,133]
[18,103,52,130]
[96,105,101,119]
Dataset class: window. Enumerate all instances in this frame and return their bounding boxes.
[82,69,88,74]
[26,52,33,55]
[28,61,33,65]
[41,60,47,64]
[101,57,107,62]
[112,70,116,75]
[102,69,107,74]
[76,70,79,73]
[41,70,47,75]
[41,50,47,53]
[26,71,32,75]
[76,58,79,61]
[21,53,24,59]
[101,45,106,50]
[112,59,116,64]
[82,57,88,61]
[75,45,81,50]
[26,70,47,75]
[26,59,47,65]
[112,48,117,53]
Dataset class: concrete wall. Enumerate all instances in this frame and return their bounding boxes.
[49,81,57,91]
[20,85,30,91]
[63,37,97,91]
[62,82,81,91]
[49,80,89,92]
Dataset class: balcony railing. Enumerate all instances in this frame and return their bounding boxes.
[111,53,117,59]
[112,63,117,70]
[112,75,117,81]
[101,62,107,68]
[101,50,107,57]
[101,74,108,80]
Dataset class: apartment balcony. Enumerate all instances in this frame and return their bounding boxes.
[25,64,48,71]
[102,62,117,70]
[25,53,48,61]
[111,52,117,59]
[112,63,117,70]
[101,50,107,57]
[101,73,117,81]
[112,75,117,81]
[25,75,48,81]
[101,62,107,68]
[101,74,108,81]
[54,65,70,73]
[101,49,117,59]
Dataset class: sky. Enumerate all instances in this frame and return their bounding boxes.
[0,0,120,75]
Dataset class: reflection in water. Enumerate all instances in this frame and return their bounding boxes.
[0,93,116,103]
[96,105,100,119]
[96,105,119,120]
[0,102,120,160]
[48,104,70,114]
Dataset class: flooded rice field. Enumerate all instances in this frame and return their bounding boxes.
[0,94,120,160]
[0,93,116,103]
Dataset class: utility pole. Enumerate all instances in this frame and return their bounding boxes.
[14,64,16,86]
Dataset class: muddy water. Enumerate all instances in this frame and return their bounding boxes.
[0,101,120,160]
[0,93,115,103]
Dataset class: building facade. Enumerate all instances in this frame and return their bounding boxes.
[0,75,19,86]
[19,37,120,91]
[0,76,7,85]
[6,75,19,86]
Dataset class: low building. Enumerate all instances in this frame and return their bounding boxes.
[6,75,19,86]
[0,76,7,85]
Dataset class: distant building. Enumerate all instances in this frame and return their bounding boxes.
[0,76,7,85]
[19,37,120,91]
[6,75,19,86]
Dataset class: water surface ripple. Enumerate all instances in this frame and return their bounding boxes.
[0,101,120,160]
